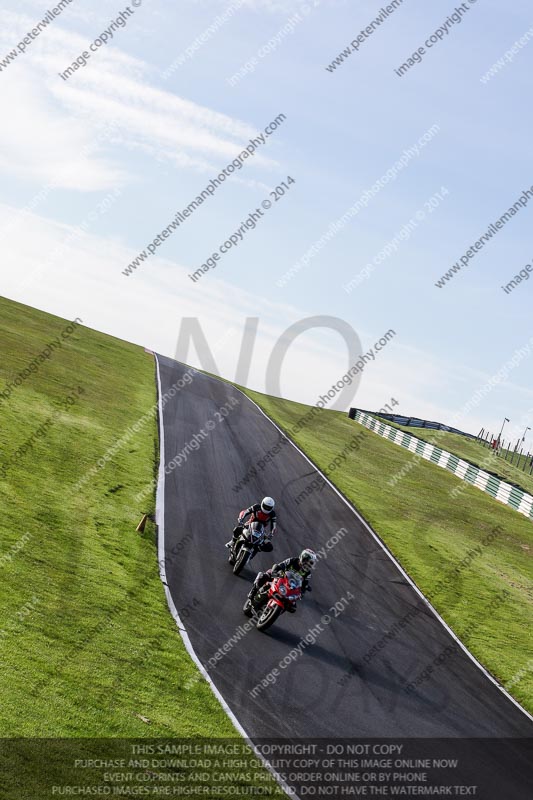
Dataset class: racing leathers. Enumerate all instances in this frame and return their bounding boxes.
[250,556,312,605]
[230,503,277,547]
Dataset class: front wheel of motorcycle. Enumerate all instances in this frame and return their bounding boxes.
[233,547,251,575]
[242,598,253,617]
[256,603,282,632]
[228,538,241,566]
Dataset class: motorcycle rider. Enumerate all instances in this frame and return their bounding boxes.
[225,496,277,551]
[248,548,318,606]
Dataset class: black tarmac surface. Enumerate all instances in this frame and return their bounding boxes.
[155,355,532,797]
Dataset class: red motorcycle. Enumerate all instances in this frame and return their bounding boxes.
[243,570,303,631]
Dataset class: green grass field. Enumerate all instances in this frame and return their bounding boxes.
[0,297,284,798]
[379,417,533,495]
[240,388,533,715]
[2,293,531,795]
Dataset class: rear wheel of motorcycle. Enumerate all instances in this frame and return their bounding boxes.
[233,547,250,575]
[256,604,282,631]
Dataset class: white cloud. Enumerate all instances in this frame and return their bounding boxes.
[0,187,531,455]
[0,67,127,191]
[0,201,379,410]
[4,198,530,443]
[0,10,280,191]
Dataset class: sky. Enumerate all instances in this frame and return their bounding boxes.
[0,0,532,449]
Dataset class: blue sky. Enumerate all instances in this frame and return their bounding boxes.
[1,0,532,448]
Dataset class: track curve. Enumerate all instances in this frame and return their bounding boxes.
[154,355,532,795]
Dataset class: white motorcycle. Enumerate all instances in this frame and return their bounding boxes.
[228,520,272,576]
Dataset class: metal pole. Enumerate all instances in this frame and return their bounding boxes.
[520,426,531,462]
[498,417,510,449]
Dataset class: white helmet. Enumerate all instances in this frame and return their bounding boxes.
[261,496,275,513]
[300,548,317,570]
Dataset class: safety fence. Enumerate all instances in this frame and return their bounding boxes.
[350,409,533,522]
[349,408,475,438]
[477,428,533,475]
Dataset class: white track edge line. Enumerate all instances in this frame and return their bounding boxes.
[233,386,533,726]
[153,354,299,800]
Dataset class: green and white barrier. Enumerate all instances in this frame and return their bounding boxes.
[352,410,533,522]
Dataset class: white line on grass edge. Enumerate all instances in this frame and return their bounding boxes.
[154,355,298,799]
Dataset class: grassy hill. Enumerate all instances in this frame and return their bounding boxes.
[0,297,284,798]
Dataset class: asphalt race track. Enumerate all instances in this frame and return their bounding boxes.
[154,355,533,797]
